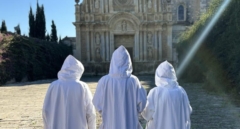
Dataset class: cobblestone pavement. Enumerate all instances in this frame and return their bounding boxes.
[0,76,240,129]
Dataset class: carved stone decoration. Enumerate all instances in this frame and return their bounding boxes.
[75,0,79,4]
[166,0,171,3]
[147,32,152,44]
[115,0,131,5]
[121,20,127,31]
[148,0,152,8]
[148,47,153,59]
[95,0,100,8]
[118,0,128,4]
[95,32,101,45]
[95,47,101,60]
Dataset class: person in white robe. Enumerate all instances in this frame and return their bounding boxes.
[42,55,96,129]
[93,45,147,129]
[141,61,192,129]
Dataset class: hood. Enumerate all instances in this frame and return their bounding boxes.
[109,45,132,77]
[57,55,84,81]
[155,61,178,87]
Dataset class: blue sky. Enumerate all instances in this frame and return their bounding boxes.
[0,0,81,38]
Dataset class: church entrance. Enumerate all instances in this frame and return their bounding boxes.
[114,34,134,60]
[114,35,134,69]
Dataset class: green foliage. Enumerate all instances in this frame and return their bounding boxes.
[0,34,72,85]
[16,24,21,35]
[46,33,50,41]
[177,0,240,93]
[29,6,35,37]
[29,2,46,39]
[0,20,7,33]
[50,20,58,42]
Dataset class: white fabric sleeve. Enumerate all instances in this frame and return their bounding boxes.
[92,79,103,113]
[136,79,147,113]
[42,84,54,129]
[141,89,155,121]
[84,84,96,129]
[181,88,192,129]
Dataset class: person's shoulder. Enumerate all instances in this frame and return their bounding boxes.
[95,75,108,83]
[129,75,140,81]
[78,80,87,86]
[177,85,188,94]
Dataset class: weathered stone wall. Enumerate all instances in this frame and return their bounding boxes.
[73,0,212,74]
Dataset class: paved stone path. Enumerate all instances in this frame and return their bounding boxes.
[0,76,240,129]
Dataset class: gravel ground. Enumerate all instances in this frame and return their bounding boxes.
[0,76,240,129]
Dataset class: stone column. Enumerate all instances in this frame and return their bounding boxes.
[139,30,143,61]
[106,0,109,13]
[86,27,90,62]
[101,31,105,61]
[106,31,110,61]
[101,0,104,13]
[75,27,81,60]
[110,32,114,58]
[144,28,147,61]
[159,0,161,12]
[158,31,162,61]
[91,31,94,61]
[109,0,113,13]
[90,0,93,13]
[167,25,173,61]
[134,31,139,61]
[143,0,146,12]
[134,0,139,12]
[154,30,157,60]
[139,0,142,12]
[75,4,80,22]
[154,0,157,12]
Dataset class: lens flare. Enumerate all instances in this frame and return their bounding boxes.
[176,0,232,77]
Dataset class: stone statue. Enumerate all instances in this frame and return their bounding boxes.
[148,47,153,59]
[95,0,99,8]
[95,33,101,45]
[96,47,101,59]
[147,33,152,44]
[122,20,127,31]
[148,0,152,8]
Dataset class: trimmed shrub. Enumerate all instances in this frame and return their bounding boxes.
[0,33,72,85]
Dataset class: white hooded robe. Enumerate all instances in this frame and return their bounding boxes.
[141,61,192,129]
[93,46,147,129]
[42,55,96,129]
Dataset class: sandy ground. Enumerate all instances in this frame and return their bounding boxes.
[0,76,240,129]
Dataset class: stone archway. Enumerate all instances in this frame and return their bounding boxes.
[108,12,140,62]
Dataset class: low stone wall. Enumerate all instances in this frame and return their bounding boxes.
[82,61,174,75]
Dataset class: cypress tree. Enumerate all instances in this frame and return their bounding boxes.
[59,35,62,43]
[0,20,7,33]
[16,24,21,35]
[35,1,41,38]
[40,5,46,39]
[46,33,50,41]
[29,6,35,37]
[50,20,58,42]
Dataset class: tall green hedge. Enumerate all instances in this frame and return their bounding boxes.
[0,33,72,85]
[177,0,240,93]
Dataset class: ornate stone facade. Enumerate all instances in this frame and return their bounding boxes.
[73,0,211,74]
